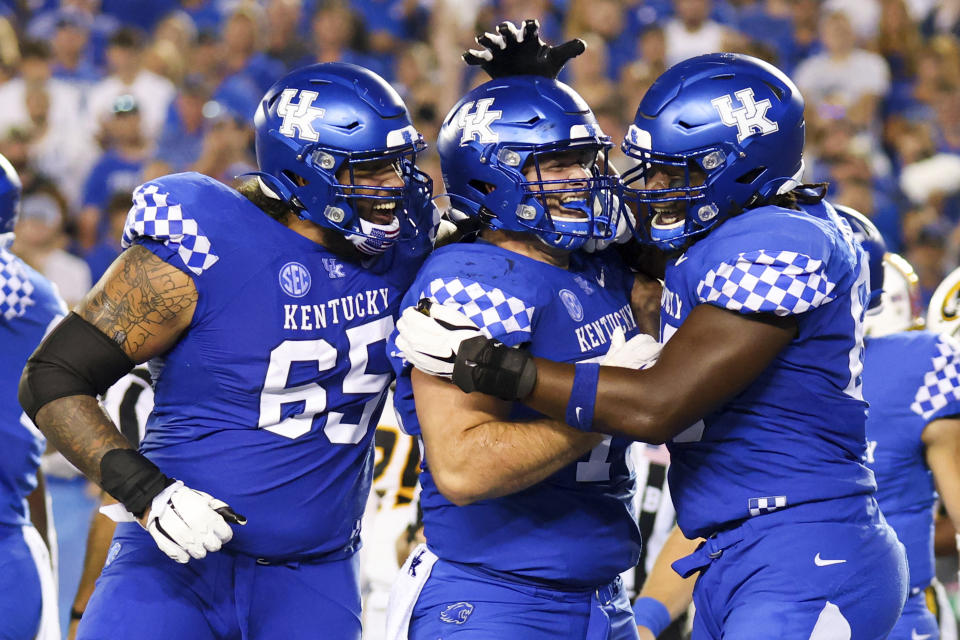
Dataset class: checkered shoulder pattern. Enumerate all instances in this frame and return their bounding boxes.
[696,249,836,316]
[422,277,534,342]
[121,183,219,275]
[0,247,34,320]
[911,335,960,421]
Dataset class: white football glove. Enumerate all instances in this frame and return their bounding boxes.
[101,480,241,564]
[601,327,661,369]
[395,300,483,378]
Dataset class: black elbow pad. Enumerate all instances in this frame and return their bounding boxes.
[19,313,135,422]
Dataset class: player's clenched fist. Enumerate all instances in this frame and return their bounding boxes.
[142,481,245,564]
[395,299,482,378]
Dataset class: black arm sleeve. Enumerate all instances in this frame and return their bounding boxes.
[18,312,135,422]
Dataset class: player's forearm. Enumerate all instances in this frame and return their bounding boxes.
[428,419,601,505]
[524,307,796,443]
[34,395,133,485]
[26,469,49,549]
[525,359,678,443]
[636,526,700,619]
[924,418,960,532]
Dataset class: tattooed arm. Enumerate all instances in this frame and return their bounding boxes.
[33,245,197,484]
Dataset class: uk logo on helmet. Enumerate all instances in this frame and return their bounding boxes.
[710,88,778,143]
[277,88,326,142]
[458,98,502,145]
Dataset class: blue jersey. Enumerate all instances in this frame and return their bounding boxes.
[0,241,66,526]
[660,202,876,538]
[862,331,960,591]
[390,242,643,588]
[122,172,431,560]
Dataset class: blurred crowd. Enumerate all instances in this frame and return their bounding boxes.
[2,0,960,308]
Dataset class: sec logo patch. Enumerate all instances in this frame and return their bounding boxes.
[279,261,311,298]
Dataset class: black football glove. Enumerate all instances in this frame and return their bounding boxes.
[462,19,586,79]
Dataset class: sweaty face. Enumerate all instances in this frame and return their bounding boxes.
[337,156,405,225]
[522,148,597,220]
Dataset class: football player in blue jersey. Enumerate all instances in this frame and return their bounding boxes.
[0,152,63,640]
[396,51,910,638]
[19,62,435,640]
[843,206,960,640]
[384,74,656,640]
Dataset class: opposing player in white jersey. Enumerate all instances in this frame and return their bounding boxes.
[360,387,421,640]
[0,152,63,640]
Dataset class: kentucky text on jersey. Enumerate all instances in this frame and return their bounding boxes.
[389,242,642,588]
[659,201,876,538]
[283,289,390,330]
[119,172,431,561]
[573,302,637,353]
[661,285,682,320]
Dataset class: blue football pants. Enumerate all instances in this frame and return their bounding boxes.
[408,557,640,640]
[888,589,940,640]
[674,498,908,640]
[77,523,362,640]
[0,524,43,640]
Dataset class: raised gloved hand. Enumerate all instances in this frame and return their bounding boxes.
[601,327,661,369]
[395,299,484,378]
[463,19,586,79]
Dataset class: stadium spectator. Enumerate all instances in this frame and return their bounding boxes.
[12,185,91,308]
[264,0,310,70]
[793,11,891,130]
[86,27,175,144]
[76,94,147,250]
[662,0,737,66]
[154,74,213,172]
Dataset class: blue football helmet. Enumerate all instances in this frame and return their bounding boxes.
[437,76,616,251]
[621,53,806,250]
[0,153,22,235]
[833,204,885,310]
[251,62,431,255]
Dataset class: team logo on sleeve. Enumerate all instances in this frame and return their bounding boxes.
[710,88,778,143]
[105,542,122,567]
[559,289,584,322]
[276,88,326,142]
[279,261,312,297]
[458,98,502,145]
[439,602,475,625]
